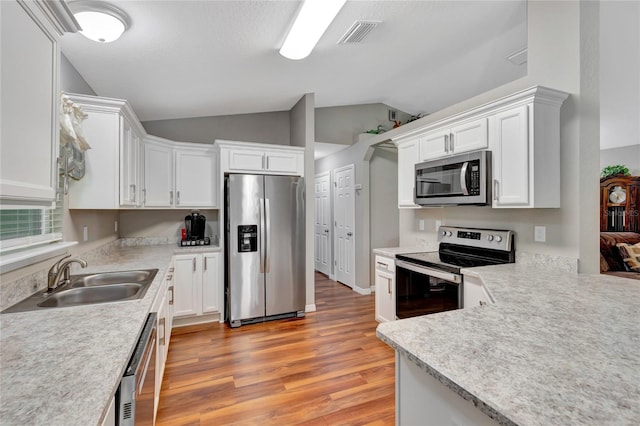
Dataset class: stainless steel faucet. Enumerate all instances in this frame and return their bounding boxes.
[46,255,88,293]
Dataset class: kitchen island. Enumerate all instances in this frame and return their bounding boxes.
[0,242,218,426]
[377,262,640,425]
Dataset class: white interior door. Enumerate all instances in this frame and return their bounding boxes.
[334,165,355,288]
[314,172,331,276]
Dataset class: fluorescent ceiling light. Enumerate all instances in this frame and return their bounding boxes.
[280,0,347,60]
[70,1,130,43]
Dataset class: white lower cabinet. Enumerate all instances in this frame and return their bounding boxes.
[173,252,222,321]
[397,352,499,425]
[100,393,116,426]
[154,266,174,421]
[463,275,493,308]
[374,255,396,322]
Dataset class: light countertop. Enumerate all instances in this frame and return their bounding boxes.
[377,262,640,425]
[0,243,207,425]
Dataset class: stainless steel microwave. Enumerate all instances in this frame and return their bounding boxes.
[415,150,491,206]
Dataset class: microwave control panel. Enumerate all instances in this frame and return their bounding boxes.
[469,162,480,195]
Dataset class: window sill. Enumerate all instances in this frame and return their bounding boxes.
[0,241,78,274]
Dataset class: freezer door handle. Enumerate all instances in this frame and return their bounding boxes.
[259,198,265,273]
[265,198,271,273]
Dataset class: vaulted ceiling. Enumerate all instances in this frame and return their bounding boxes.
[60,0,527,122]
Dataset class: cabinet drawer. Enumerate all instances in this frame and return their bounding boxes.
[375,255,395,273]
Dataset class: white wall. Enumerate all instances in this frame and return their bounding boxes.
[142,111,291,145]
[600,145,640,176]
[290,94,316,311]
[600,0,640,151]
[315,104,411,145]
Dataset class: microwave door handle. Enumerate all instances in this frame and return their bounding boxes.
[460,162,470,195]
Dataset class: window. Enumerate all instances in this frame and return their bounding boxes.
[0,180,63,254]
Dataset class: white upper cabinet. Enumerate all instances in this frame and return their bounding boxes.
[216,140,304,177]
[143,137,218,209]
[491,105,530,207]
[395,137,420,208]
[67,94,145,209]
[143,139,174,207]
[120,116,143,207]
[392,86,568,209]
[418,118,488,162]
[0,1,78,207]
[175,147,218,207]
[489,87,567,208]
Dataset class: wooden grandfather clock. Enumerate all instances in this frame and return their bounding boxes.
[600,176,640,232]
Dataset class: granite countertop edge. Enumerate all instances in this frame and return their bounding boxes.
[376,261,640,425]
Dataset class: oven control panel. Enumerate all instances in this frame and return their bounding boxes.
[438,226,513,251]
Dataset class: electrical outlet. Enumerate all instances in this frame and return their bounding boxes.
[419,219,425,231]
[534,225,546,242]
[83,226,88,242]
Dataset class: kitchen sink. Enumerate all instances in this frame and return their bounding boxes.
[1,269,158,314]
[37,283,144,308]
[69,270,155,287]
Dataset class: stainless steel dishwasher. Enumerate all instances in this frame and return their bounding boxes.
[118,312,157,426]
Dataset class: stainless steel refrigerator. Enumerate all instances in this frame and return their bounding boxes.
[225,174,305,327]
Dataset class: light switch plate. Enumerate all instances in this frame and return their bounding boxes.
[534,225,546,242]
[419,219,425,231]
[83,226,88,242]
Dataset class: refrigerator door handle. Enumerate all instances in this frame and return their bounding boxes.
[259,198,265,273]
[265,198,271,273]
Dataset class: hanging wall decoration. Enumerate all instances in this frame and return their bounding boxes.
[60,93,90,181]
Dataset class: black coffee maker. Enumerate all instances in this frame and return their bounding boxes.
[184,211,206,240]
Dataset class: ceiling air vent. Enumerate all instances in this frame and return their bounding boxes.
[337,20,380,44]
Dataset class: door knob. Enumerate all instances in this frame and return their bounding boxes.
[347,232,353,237]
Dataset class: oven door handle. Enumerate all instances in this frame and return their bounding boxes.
[395,260,461,284]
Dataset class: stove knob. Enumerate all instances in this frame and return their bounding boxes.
[441,230,447,237]
[495,236,503,243]
[487,235,494,241]
[445,231,452,237]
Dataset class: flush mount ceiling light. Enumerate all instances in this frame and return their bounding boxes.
[280,0,347,60]
[69,1,130,43]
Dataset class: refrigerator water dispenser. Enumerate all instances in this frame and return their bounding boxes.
[237,225,257,252]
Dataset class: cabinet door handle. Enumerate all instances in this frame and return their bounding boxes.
[170,191,174,205]
[449,133,454,152]
[444,135,449,153]
[142,189,146,205]
[387,277,391,294]
[168,285,174,305]
[130,184,136,203]
[176,190,180,205]
[204,256,207,271]
[493,179,499,201]
[192,257,196,272]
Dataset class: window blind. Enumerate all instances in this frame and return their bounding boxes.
[0,180,63,253]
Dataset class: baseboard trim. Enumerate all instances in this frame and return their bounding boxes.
[305,303,317,312]
[353,286,372,296]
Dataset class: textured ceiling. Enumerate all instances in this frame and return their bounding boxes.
[60,0,527,122]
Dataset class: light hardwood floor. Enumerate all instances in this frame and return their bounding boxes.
[156,272,395,426]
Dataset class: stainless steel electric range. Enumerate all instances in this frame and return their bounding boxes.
[394,226,515,319]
